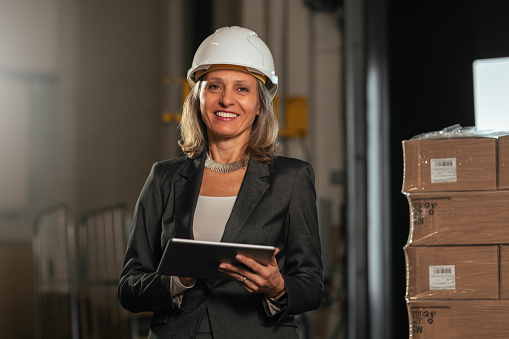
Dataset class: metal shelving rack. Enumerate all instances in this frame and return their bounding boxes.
[77,204,150,339]
[33,205,79,339]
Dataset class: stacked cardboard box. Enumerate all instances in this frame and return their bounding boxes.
[402,131,509,338]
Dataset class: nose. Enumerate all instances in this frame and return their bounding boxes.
[219,87,234,107]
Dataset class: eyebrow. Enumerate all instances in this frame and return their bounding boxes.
[206,77,255,86]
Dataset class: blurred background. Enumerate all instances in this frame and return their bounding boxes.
[1,0,509,338]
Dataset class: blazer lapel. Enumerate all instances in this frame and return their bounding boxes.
[174,154,205,240]
[220,159,270,243]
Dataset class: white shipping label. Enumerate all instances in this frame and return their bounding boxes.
[429,265,456,290]
[430,158,457,183]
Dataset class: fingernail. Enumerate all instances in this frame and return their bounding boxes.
[219,264,226,269]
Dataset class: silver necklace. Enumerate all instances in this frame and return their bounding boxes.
[205,152,249,174]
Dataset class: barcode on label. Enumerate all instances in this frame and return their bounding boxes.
[431,267,452,274]
[434,160,454,167]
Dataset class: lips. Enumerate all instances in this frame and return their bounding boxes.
[215,111,238,118]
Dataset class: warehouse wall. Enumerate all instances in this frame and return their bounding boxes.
[0,0,346,337]
[74,0,163,216]
[0,1,62,336]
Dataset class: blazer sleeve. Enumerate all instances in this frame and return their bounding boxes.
[274,160,324,319]
[117,162,180,313]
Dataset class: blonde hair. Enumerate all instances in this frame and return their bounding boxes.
[178,79,280,163]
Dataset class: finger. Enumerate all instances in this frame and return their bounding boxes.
[220,268,253,288]
[218,268,253,289]
[239,275,258,293]
[269,248,280,266]
[219,262,247,276]
[235,254,262,274]
[218,263,253,283]
[220,262,262,290]
[273,247,280,257]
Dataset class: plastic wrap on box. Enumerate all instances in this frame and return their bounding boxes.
[407,300,509,338]
[408,124,507,140]
[401,125,503,192]
[405,191,509,245]
[404,245,499,300]
[499,135,509,190]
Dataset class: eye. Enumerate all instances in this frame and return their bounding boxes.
[207,83,221,91]
[238,86,249,92]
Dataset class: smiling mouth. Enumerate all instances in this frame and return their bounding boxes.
[215,111,238,118]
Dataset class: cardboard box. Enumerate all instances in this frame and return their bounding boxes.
[501,245,509,300]
[402,138,497,192]
[404,245,499,300]
[407,300,509,338]
[499,135,509,190]
[405,191,509,245]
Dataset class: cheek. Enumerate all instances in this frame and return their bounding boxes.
[200,95,216,117]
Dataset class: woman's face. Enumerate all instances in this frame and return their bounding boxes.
[199,69,260,145]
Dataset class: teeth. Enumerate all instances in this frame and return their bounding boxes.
[215,111,237,118]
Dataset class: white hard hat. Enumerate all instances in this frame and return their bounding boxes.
[187,26,278,99]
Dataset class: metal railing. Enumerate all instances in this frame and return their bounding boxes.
[33,205,79,339]
[77,204,150,339]
[33,204,150,339]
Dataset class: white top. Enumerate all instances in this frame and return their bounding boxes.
[171,195,236,300]
[193,195,237,242]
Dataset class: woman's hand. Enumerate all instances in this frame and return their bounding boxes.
[178,276,196,286]
[218,248,285,298]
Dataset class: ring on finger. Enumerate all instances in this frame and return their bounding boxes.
[243,276,247,283]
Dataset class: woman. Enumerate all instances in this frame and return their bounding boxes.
[118,26,323,338]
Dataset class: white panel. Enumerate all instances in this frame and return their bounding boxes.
[0,79,29,210]
[0,0,58,73]
[473,57,509,131]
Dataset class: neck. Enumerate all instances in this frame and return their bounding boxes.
[207,143,248,164]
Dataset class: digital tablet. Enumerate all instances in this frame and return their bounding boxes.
[157,238,276,280]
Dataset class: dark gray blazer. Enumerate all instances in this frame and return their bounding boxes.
[118,152,324,338]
